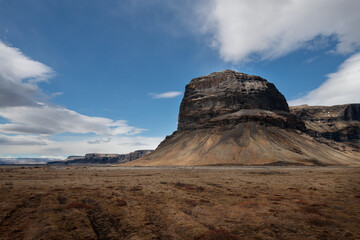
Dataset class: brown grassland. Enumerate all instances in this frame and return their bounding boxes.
[0,165,359,239]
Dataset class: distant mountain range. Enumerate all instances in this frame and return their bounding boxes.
[0,158,58,165]
[47,150,153,165]
[0,150,153,165]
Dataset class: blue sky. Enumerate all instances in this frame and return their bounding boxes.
[0,0,359,160]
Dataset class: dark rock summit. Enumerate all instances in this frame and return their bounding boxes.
[127,70,359,166]
[178,70,292,131]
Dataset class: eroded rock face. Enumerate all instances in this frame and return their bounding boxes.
[343,104,360,121]
[178,70,298,131]
[290,104,360,143]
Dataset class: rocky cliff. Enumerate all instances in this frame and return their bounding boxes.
[47,150,153,165]
[178,70,304,131]
[291,104,360,146]
[127,70,359,166]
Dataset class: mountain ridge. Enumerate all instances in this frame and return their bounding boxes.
[47,150,153,165]
[125,70,359,166]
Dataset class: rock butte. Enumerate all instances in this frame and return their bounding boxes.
[126,70,360,166]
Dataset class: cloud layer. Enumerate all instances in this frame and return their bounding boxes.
[289,51,360,106]
[149,91,182,99]
[200,0,360,62]
[0,134,48,145]
[0,41,53,107]
[0,40,144,138]
[0,135,162,157]
[0,40,155,156]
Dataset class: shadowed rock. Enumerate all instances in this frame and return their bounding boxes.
[178,70,297,131]
[291,104,360,144]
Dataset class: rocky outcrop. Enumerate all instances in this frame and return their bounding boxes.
[47,150,153,165]
[178,70,303,131]
[127,70,359,166]
[290,104,360,144]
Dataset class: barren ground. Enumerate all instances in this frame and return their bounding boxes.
[0,166,359,240]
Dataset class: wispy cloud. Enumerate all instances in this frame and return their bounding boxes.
[197,0,360,62]
[0,105,145,136]
[0,135,163,157]
[0,40,149,157]
[289,51,360,106]
[0,134,49,145]
[149,91,182,99]
[0,40,144,137]
[87,137,111,144]
[0,40,53,108]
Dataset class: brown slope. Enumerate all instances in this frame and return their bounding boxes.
[125,70,360,166]
[126,122,359,166]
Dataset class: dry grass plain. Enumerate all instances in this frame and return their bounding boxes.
[0,165,359,240]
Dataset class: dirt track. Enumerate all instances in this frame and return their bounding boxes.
[0,166,359,239]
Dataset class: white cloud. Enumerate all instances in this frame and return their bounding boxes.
[0,40,52,82]
[0,40,147,159]
[0,40,143,137]
[0,106,144,135]
[0,40,53,108]
[87,137,112,144]
[150,91,182,99]
[289,51,360,106]
[0,135,162,157]
[199,0,360,62]
[0,134,49,145]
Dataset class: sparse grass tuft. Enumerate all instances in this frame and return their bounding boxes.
[238,201,260,208]
[194,229,238,240]
[307,216,333,227]
[130,186,143,191]
[65,202,95,210]
[57,195,67,204]
[174,181,204,191]
[116,199,127,206]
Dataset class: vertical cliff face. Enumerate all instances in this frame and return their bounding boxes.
[126,70,359,167]
[290,104,360,143]
[344,104,360,121]
[178,70,290,131]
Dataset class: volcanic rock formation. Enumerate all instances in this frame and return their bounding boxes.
[178,70,305,132]
[128,70,359,166]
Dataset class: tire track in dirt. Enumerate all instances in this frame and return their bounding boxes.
[120,186,173,239]
[0,194,42,240]
[0,194,42,226]
[82,198,130,240]
[138,185,209,239]
[144,206,172,240]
